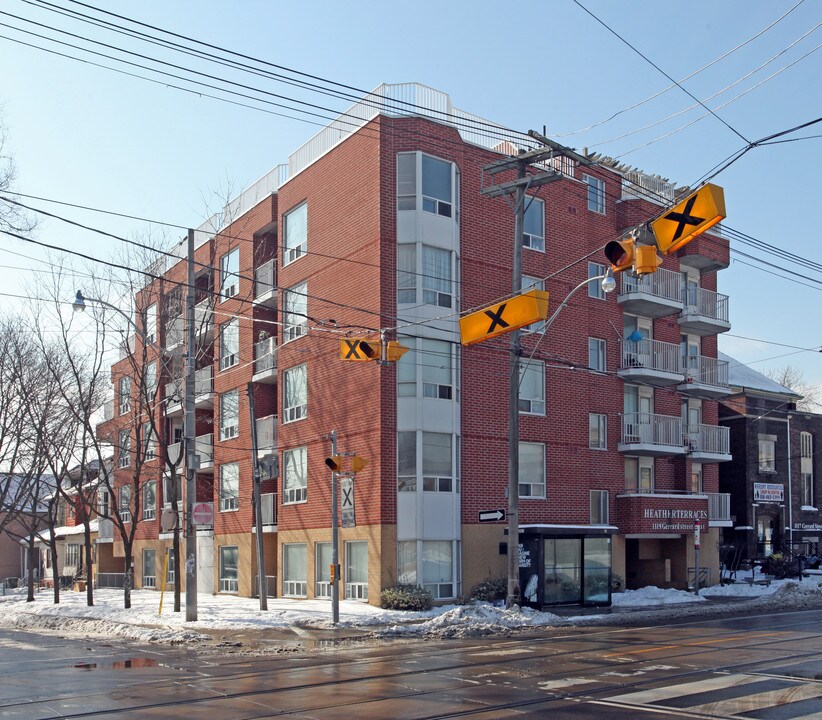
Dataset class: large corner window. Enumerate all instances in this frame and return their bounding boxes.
[282,543,307,597]
[422,540,456,599]
[397,244,454,308]
[397,337,455,400]
[283,281,308,343]
[518,442,545,498]
[220,247,240,300]
[397,152,453,217]
[523,196,545,251]
[142,549,156,589]
[283,446,307,504]
[219,546,239,593]
[283,202,307,266]
[283,364,307,423]
[344,541,368,601]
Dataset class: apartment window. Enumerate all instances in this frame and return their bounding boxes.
[590,490,609,525]
[398,541,417,584]
[142,480,156,520]
[397,245,416,303]
[397,152,454,218]
[523,196,545,251]
[219,462,240,511]
[118,376,131,415]
[522,276,545,333]
[219,319,239,370]
[163,473,182,508]
[422,540,455,599]
[142,421,156,460]
[119,485,131,523]
[422,245,452,308]
[283,364,307,423]
[758,434,776,473]
[118,429,131,468]
[344,541,368,601]
[625,456,654,493]
[219,546,239,593]
[588,338,606,372]
[283,202,307,266]
[142,549,156,589]
[691,462,703,494]
[315,542,332,598]
[65,543,80,568]
[588,262,606,299]
[398,337,455,400]
[283,281,308,343]
[282,543,307,597]
[584,174,606,214]
[519,442,545,498]
[589,413,607,450]
[144,303,157,343]
[422,432,454,492]
[166,548,175,584]
[97,489,109,517]
[519,361,545,414]
[397,431,417,492]
[801,432,814,507]
[283,446,307,504]
[220,247,240,299]
[144,361,157,397]
[219,389,239,440]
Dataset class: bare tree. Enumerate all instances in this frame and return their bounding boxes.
[764,365,822,413]
[0,117,35,236]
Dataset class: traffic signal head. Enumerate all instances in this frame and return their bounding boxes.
[603,238,636,274]
[385,341,409,362]
[351,456,368,472]
[358,341,379,359]
[325,455,343,472]
[634,245,662,276]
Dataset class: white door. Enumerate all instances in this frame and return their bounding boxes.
[196,534,214,594]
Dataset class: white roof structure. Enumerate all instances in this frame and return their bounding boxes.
[719,352,801,398]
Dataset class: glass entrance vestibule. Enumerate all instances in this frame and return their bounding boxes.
[518,528,614,608]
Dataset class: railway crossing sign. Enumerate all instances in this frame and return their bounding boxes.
[651,183,726,254]
[459,290,549,346]
[340,476,355,528]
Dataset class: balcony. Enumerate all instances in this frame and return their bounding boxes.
[165,314,184,351]
[678,355,731,398]
[678,287,731,336]
[256,414,278,456]
[252,337,278,383]
[167,433,214,472]
[194,299,214,341]
[685,423,731,463]
[618,339,682,387]
[707,492,732,526]
[254,259,277,307]
[617,267,683,318]
[165,367,215,417]
[261,492,277,528]
[97,518,114,542]
[619,413,686,457]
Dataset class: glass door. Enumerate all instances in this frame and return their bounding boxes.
[544,538,581,604]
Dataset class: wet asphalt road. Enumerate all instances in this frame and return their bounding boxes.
[1,608,821,719]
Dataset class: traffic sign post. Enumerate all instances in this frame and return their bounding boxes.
[478,509,506,523]
[693,522,701,596]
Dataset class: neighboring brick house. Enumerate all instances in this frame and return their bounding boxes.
[719,353,821,562]
[96,83,734,607]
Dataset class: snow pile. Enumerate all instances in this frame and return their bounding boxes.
[612,585,705,606]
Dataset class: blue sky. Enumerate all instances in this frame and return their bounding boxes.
[0,0,820,383]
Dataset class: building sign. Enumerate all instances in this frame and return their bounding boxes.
[754,483,784,503]
[642,508,708,532]
[796,523,822,532]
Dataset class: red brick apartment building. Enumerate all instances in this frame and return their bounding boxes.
[95,83,733,607]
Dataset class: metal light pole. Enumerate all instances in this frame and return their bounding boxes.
[330,430,340,625]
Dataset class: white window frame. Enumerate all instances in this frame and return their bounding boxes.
[397,431,417,493]
[518,442,546,499]
[65,543,80,568]
[519,361,545,415]
[142,421,156,460]
[589,413,607,450]
[219,318,239,370]
[283,281,308,344]
[588,337,606,372]
[142,548,156,589]
[142,480,156,520]
[758,434,776,473]
[422,539,456,600]
[397,151,454,218]
[397,245,416,304]
[588,262,606,299]
[163,473,182,508]
[118,429,131,468]
[422,432,455,494]
[283,364,307,423]
[219,462,240,511]
[119,485,132,523]
[220,247,240,300]
[118,376,131,415]
[523,196,545,251]
[521,276,545,333]
[144,303,157,344]
[625,456,654,493]
[800,432,814,507]
[282,543,307,597]
[315,542,332,599]
[283,202,307,266]
[219,389,239,440]
[219,545,239,593]
[283,446,307,504]
[590,490,609,525]
[344,541,369,601]
[584,174,606,214]
[144,361,157,397]
[422,245,453,308]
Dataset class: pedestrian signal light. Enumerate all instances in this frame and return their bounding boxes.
[325,456,343,472]
[634,245,662,276]
[603,238,636,274]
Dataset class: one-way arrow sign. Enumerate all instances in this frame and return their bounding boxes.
[478,509,505,523]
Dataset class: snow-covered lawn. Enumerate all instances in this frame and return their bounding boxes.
[1,574,820,645]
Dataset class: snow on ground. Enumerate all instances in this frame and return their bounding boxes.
[0,575,820,646]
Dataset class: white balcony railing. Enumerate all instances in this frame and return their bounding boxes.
[194,300,213,337]
[707,492,731,522]
[622,413,683,448]
[97,518,114,541]
[260,492,277,526]
[195,434,214,467]
[683,355,729,388]
[102,399,114,421]
[686,424,730,456]
[256,415,278,454]
[254,337,278,374]
[255,259,276,300]
[621,338,682,375]
[682,286,730,323]
[621,267,682,304]
[165,315,184,349]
